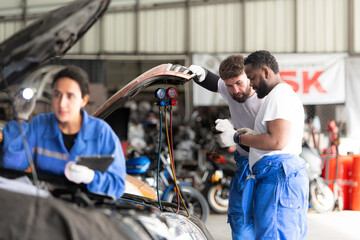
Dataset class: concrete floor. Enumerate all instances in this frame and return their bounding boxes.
[205,209,360,240]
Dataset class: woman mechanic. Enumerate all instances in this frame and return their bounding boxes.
[1,65,126,199]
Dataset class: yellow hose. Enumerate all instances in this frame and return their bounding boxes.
[164,107,190,218]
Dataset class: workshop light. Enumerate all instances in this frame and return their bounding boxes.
[22,88,35,100]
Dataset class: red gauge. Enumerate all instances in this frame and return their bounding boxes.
[171,99,177,106]
[166,87,178,99]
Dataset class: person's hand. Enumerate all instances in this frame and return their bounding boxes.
[237,128,254,136]
[234,128,254,152]
[12,88,37,121]
[214,119,237,148]
[189,65,206,82]
[64,161,95,184]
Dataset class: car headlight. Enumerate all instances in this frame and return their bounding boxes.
[160,212,207,240]
[136,214,172,239]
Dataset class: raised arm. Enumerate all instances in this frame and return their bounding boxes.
[189,65,220,92]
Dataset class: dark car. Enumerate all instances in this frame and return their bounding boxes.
[0,0,213,239]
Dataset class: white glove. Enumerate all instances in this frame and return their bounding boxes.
[237,128,254,136]
[189,65,206,82]
[12,88,37,121]
[214,119,236,148]
[64,161,95,184]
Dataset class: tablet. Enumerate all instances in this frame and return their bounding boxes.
[76,154,115,173]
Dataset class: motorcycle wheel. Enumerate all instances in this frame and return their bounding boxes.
[165,185,210,223]
[207,184,229,214]
[333,184,344,211]
[335,194,344,211]
[309,178,335,213]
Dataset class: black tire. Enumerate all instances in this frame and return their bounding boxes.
[207,184,229,214]
[165,185,210,223]
[309,178,335,213]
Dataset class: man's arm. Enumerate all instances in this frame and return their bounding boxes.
[189,65,219,92]
[238,119,291,150]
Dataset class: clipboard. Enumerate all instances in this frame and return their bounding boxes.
[76,154,115,173]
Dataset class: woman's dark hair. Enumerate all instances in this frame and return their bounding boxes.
[244,50,279,74]
[52,65,90,97]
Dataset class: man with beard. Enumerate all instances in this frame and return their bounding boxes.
[235,50,308,239]
[189,54,264,240]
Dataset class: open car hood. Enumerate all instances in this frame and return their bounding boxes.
[93,63,194,119]
[0,0,110,90]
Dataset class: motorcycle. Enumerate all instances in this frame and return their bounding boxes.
[300,118,347,213]
[171,112,239,214]
[300,140,335,213]
[170,122,236,214]
[202,151,236,214]
[126,147,210,223]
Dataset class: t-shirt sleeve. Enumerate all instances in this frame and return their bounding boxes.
[262,86,295,124]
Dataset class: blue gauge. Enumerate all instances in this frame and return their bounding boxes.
[155,88,166,100]
[159,100,167,106]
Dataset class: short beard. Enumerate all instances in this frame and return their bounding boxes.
[256,75,269,99]
[231,86,251,103]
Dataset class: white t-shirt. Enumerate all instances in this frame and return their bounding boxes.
[249,83,304,169]
[218,79,264,156]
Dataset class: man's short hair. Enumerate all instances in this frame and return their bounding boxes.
[244,50,279,74]
[219,55,245,80]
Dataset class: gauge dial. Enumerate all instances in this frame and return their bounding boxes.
[166,87,178,99]
[155,88,166,100]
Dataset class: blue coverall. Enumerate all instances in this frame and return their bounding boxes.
[242,154,309,240]
[228,152,255,240]
[1,110,126,199]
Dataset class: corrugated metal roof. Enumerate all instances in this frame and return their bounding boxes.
[296,0,347,52]
[104,12,136,53]
[244,0,295,52]
[190,3,242,53]
[139,8,186,53]
[0,0,356,54]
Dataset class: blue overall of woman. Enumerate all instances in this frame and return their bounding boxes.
[227,151,255,240]
[2,110,126,199]
[241,154,309,240]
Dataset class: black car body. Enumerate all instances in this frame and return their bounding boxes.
[0,0,213,239]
